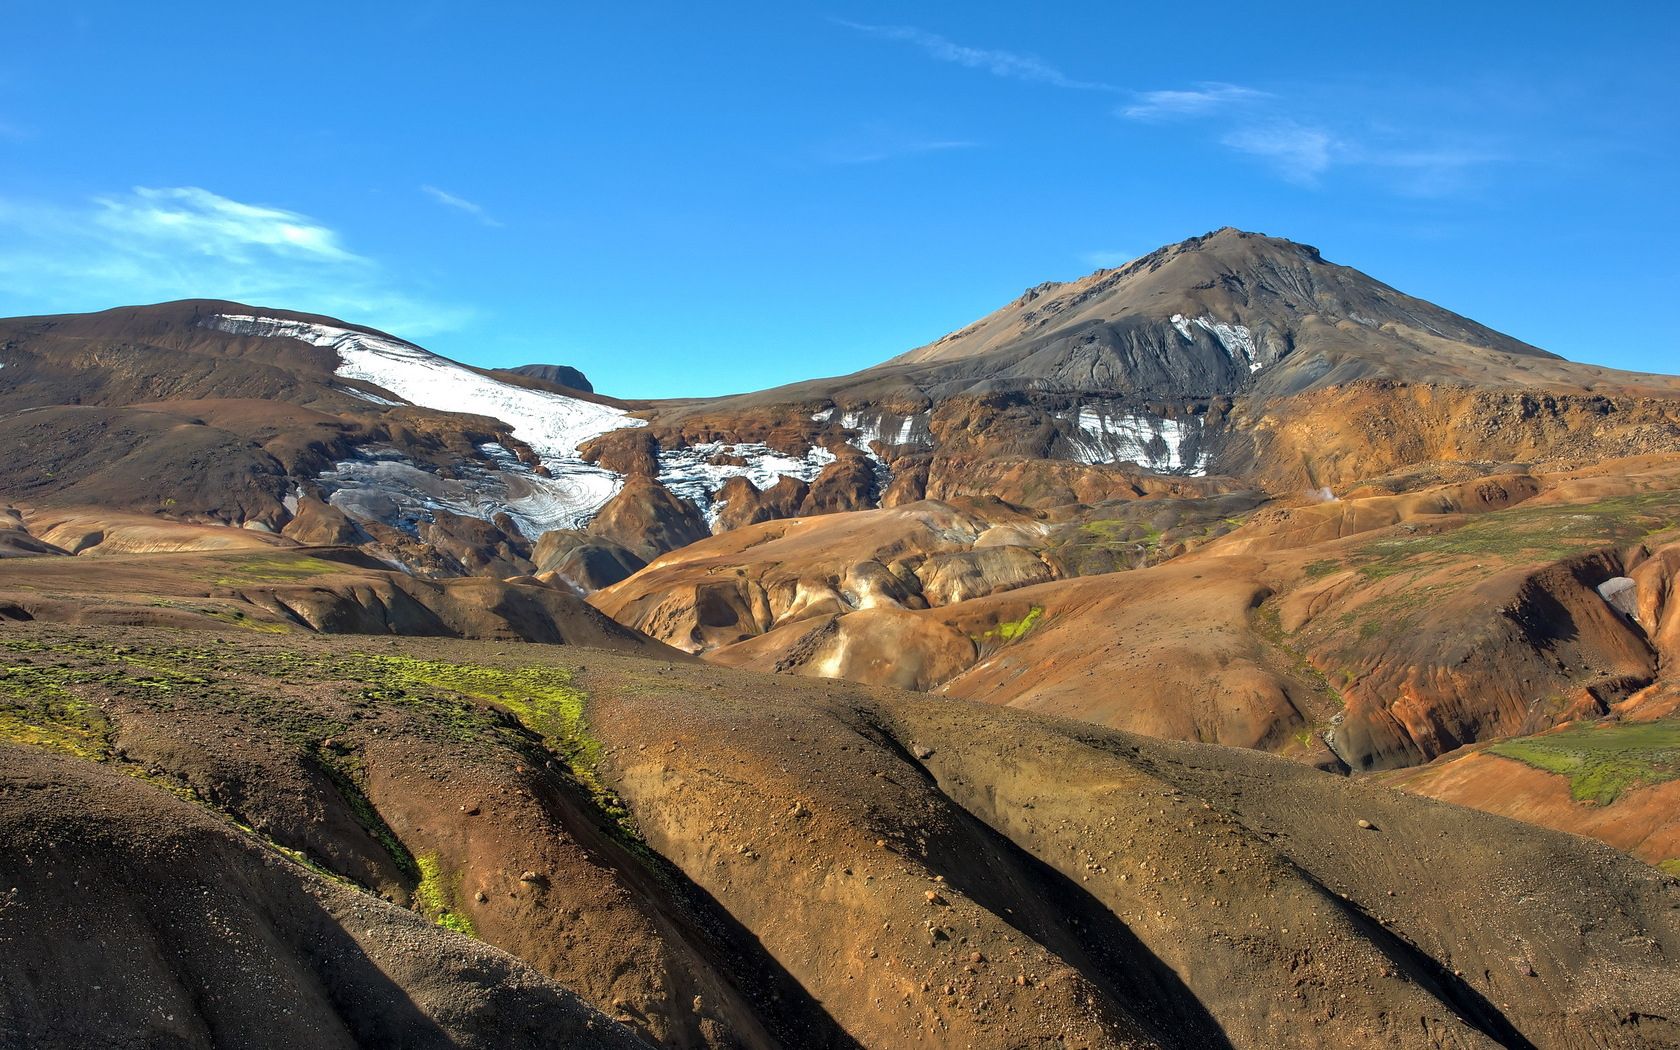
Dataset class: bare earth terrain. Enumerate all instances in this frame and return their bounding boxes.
[4,229,1680,1047]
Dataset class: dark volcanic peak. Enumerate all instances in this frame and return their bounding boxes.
[501,363,594,393]
[691,226,1670,419]
[892,226,1554,379]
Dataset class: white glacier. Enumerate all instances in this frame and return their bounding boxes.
[656,441,838,523]
[207,314,645,531]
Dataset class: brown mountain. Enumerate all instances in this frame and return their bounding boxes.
[5,234,1680,1047]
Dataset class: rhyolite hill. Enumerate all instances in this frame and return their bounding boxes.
[3,228,1680,1048]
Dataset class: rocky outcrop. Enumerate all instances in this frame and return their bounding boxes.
[578,427,660,477]
[914,546,1053,606]
[801,451,878,515]
[236,573,672,651]
[711,475,809,532]
[586,477,709,563]
[0,507,67,557]
[532,529,647,592]
[281,494,367,546]
[418,508,534,578]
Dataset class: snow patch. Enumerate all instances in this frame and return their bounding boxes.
[839,410,929,452]
[336,384,406,407]
[1170,314,1194,342]
[317,444,620,538]
[1190,316,1262,373]
[208,313,644,528]
[656,441,838,524]
[1597,576,1639,621]
[1064,406,1208,476]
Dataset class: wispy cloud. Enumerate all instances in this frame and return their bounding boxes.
[1221,122,1337,185]
[1118,78,1501,195]
[421,184,503,227]
[0,186,465,336]
[835,19,1116,91]
[812,126,977,165]
[93,186,357,261]
[1349,143,1503,197]
[1121,83,1267,120]
[1218,121,1499,194]
[1081,249,1136,269]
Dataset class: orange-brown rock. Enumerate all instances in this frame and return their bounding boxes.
[586,476,709,562]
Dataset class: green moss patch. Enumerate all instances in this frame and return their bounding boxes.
[982,606,1044,644]
[414,851,475,936]
[1487,721,1680,805]
[1350,491,1680,581]
[206,554,348,587]
[0,664,112,758]
[1303,558,1344,579]
[340,654,639,842]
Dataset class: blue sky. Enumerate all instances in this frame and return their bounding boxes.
[1,2,1675,397]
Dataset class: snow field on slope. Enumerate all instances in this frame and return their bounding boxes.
[210,314,644,532]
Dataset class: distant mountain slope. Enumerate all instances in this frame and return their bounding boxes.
[4,229,1680,584]
[645,228,1680,494]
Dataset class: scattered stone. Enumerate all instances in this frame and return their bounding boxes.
[912,744,935,760]
[1357,819,1375,830]
[518,870,540,882]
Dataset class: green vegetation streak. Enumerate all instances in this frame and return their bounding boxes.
[1487,721,1680,805]
[349,655,638,840]
[983,606,1044,643]
[207,554,348,586]
[0,664,112,758]
[1351,491,1680,581]
[415,851,475,936]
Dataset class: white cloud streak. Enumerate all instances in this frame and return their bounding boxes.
[1220,122,1337,185]
[1081,249,1137,269]
[0,187,466,336]
[835,20,1116,91]
[421,184,503,227]
[1118,79,1498,195]
[92,186,356,261]
[1121,83,1267,120]
[813,128,977,165]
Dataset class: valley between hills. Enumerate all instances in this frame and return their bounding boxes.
[3,228,1680,1048]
